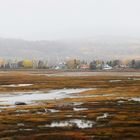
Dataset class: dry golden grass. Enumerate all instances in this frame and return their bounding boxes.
[0,71,139,140]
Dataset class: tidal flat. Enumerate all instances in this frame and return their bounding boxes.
[0,71,139,140]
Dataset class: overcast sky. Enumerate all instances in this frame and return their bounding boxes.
[0,0,140,40]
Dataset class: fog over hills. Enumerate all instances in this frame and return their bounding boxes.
[0,36,140,62]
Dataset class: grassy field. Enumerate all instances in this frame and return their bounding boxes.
[0,71,139,140]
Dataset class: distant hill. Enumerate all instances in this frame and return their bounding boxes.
[0,36,140,61]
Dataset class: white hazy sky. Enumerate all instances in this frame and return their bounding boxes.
[0,0,140,40]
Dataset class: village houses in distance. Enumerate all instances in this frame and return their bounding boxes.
[0,58,140,70]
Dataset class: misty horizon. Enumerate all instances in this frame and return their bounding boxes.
[0,36,140,62]
[0,0,140,61]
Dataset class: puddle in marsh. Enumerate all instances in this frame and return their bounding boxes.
[46,109,60,113]
[0,105,16,109]
[36,109,60,114]
[109,80,122,83]
[17,123,25,126]
[1,128,33,134]
[1,84,33,87]
[129,97,140,102]
[117,97,140,102]
[130,78,140,81]
[16,109,30,113]
[96,113,110,121]
[39,119,95,129]
[73,107,88,111]
[19,128,33,132]
[0,88,93,106]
